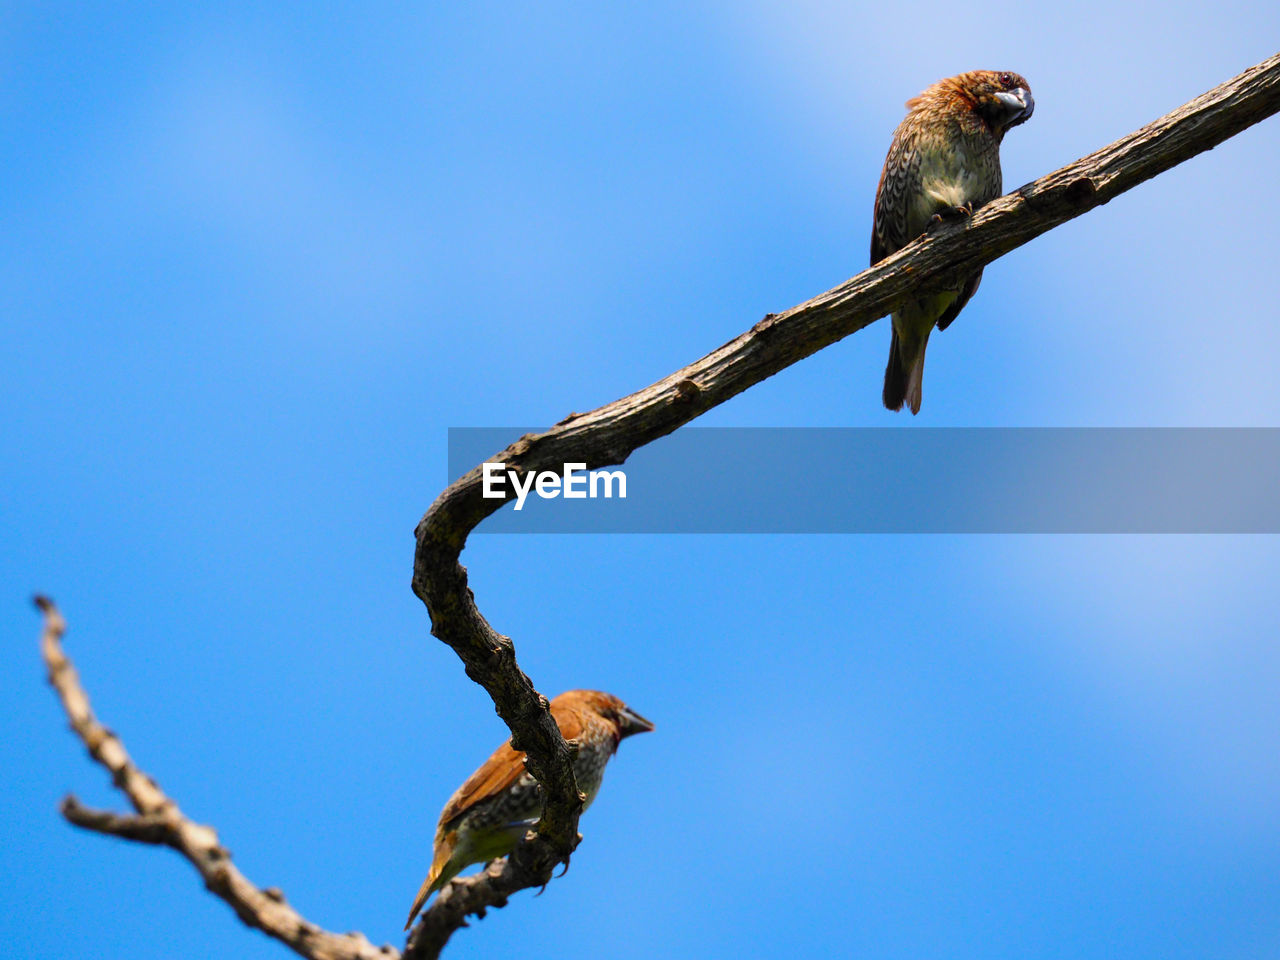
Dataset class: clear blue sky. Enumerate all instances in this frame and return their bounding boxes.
[5,3,1280,958]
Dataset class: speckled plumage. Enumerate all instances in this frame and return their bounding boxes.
[403,690,653,930]
[872,70,1034,413]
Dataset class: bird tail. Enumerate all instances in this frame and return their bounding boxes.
[882,325,928,415]
[404,831,457,931]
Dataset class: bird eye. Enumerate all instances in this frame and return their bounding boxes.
[998,72,1014,87]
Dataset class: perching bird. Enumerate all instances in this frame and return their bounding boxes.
[872,70,1034,413]
[404,690,653,930]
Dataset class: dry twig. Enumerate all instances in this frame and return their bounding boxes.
[35,596,397,960]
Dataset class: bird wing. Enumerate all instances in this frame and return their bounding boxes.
[436,702,588,831]
[934,270,982,331]
[437,740,528,831]
[406,737,541,932]
[871,128,920,266]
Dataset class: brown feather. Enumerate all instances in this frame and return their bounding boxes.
[871,70,1031,412]
[403,690,652,931]
[436,698,591,830]
[435,741,527,831]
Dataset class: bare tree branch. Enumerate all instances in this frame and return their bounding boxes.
[404,859,528,960]
[408,50,1280,950]
[35,596,398,960]
[60,795,176,844]
[40,52,1280,960]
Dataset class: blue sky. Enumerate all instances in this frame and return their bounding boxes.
[4,3,1280,958]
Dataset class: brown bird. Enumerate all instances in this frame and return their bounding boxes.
[403,690,653,930]
[873,70,1034,413]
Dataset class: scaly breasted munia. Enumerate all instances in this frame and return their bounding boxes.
[404,690,653,930]
[872,70,1034,414]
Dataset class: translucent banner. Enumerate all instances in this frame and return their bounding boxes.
[448,428,1280,533]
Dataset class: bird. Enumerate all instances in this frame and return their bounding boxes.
[403,689,653,930]
[872,70,1034,414]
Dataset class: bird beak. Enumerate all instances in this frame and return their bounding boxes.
[616,706,655,738]
[995,87,1034,127]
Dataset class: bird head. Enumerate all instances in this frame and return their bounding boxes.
[554,690,655,742]
[966,70,1034,136]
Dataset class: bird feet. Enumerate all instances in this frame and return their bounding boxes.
[928,203,974,230]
